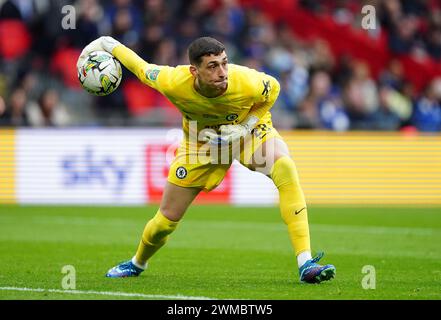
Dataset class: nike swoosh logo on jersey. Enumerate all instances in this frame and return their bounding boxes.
[294,207,306,215]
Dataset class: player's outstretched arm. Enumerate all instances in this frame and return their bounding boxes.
[77,36,151,86]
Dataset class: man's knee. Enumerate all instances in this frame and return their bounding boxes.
[250,138,290,175]
[158,205,183,222]
[271,156,301,187]
[143,211,179,244]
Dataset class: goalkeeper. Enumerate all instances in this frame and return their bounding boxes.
[77,36,335,283]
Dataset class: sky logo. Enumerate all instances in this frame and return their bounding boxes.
[61,147,133,195]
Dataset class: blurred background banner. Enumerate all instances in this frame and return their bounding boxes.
[283,130,441,205]
[2,128,440,206]
[0,129,15,204]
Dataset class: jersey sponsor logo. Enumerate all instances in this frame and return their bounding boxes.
[226,113,238,121]
[176,166,187,179]
[146,68,160,81]
[262,80,271,97]
[294,207,306,215]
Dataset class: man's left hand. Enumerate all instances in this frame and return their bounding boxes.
[219,124,251,144]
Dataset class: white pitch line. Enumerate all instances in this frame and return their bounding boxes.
[0,286,216,300]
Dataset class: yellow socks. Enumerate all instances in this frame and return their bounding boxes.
[270,156,311,260]
[133,210,178,268]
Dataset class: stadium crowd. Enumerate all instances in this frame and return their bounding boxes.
[0,0,440,131]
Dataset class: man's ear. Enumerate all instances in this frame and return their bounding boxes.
[189,65,198,77]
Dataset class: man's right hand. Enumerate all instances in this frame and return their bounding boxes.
[76,36,121,70]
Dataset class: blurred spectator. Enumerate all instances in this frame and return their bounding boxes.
[1,88,29,126]
[319,92,350,131]
[411,78,441,132]
[380,0,404,31]
[71,0,102,48]
[204,0,245,44]
[425,27,441,61]
[297,70,349,131]
[112,7,139,47]
[139,23,165,61]
[401,0,429,17]
[277,64,309,111]
[372,83,413,130]
[93,88,129,126]
[104,0,143,47]
[26,89,71,127]
[379,59,405,91]
[342,60,379,129]
[27,1,71,61]
[242,8,276,60]
[143,0,173,26]
[388,15,420,55]
[175,18,199,55]
[153,38,178,66]
[306,40,335,72]
[219,0,245,41]
[180,0,214,22]
[332,0,357,26]
[0,96,5,117]
[0,1,19,19]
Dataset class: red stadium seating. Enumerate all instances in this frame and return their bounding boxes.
[50,47,83,89]
[122,79,156,116]
[241,0,441,92]
[0,19,31,60]
[123,78,181,124]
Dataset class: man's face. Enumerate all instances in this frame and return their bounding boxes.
[194,51,228,91]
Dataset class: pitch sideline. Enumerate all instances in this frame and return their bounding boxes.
[0,286,216,300]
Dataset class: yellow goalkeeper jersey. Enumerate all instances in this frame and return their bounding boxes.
[112,45,280,136]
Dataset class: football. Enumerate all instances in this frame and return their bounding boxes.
[78,51,122,96]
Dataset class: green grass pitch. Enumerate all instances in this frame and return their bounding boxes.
[0,205,440,300]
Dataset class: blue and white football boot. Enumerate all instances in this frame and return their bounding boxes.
[299,252,336,284]
[106,259,145,278]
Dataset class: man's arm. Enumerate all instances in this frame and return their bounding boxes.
[77,36,171,91]
[112,45,150,84]
[247,75,281,122]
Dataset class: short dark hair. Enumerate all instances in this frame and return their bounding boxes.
[188,37,225,66]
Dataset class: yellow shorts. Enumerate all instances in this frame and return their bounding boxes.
[167,120,282,192]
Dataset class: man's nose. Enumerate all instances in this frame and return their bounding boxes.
[218,66,227,78]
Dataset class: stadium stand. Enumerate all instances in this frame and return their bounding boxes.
[0,0,440,131]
